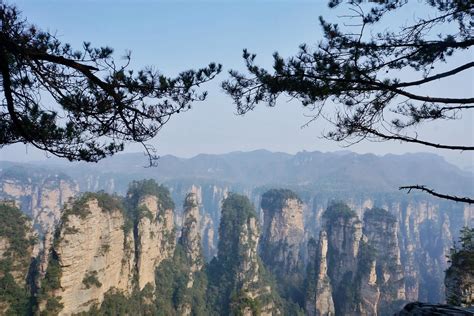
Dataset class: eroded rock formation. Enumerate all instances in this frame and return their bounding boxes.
[208,193,281,316]
[306,233,335,316]
[0,170,78,236]
[43,197,135,315]
[363,208,406,314]
[260,189,304,274]
[306,203,409,316]
[136,194,175,290]
[39,180,177,315]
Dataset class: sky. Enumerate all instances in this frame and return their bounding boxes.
[2,0,473,170]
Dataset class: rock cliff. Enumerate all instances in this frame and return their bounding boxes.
[0,167,78,236]
[306,195,465,304]
[306,203,409,316]
[306,233,335,316]
[177,193,204,315]
[38,180,177,315]
[323,202,362,289]
[207,193,281,315]
[180,193,203,274]
[260,189,304,274]
[135,194,175,290]
[260,189,305,309]
[39,194,135,315]
[168,182,229,260]
[363,208,406,314]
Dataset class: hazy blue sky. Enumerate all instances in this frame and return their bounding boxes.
[2,0,473,169]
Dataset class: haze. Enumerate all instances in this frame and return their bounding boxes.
[2,0,473,170]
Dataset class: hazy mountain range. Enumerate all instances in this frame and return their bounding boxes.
[3,149,471,197]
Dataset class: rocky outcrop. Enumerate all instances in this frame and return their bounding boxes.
[201,213,216,260]
[180,193,203,274]
[306,195,464,305]
[321,202,363,315]
[0,170,78,236]
[168,182,229,260]
[323,202,363,288]
[177,193,204,316]
[363,208,406,314]
[38,180,178,315]
[260,189,305,309]
[210,193,280,316]
[357,255,380,316]
[306,232,335,316]
[136,194,175,290]
[42,196,135,315]
[183,187,217,260]
[260,189,304,275]
[306,203,410,316]
[395,201,455,303]
[237,215,276,316]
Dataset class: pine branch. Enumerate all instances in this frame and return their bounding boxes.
[399,185,474,204]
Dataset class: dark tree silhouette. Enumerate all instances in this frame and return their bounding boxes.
[223,0,473,203]
[0,4,221,165]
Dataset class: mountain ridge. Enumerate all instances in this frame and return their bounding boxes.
[1,150,472,197]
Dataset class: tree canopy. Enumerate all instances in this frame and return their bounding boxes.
[223,0,473,203]
[0,4,221,165]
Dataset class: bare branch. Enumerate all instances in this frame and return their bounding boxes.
[400,185,474,204]
[361,127,474,151]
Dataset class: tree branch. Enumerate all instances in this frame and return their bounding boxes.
[361,127,474,151]
[373,81,474,104]
[400,185,474,204]
[0,48,26,137]
[395,62,474,88]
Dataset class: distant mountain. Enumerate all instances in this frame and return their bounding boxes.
[10,149,471,197]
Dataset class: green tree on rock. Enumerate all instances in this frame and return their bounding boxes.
[445,227,474,306]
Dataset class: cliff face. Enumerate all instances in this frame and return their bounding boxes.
[305,195,465,304]
[136,194,175,290]
[177,193,204,315]
[208,193,280,316]
[307,203,408,316]
[323,203,363,290]
[180,193,203,274]
[357,254,380,316]
[237,215,277,316]
[233,200,279,316]
[201,213,216,260]
[152,191,206,316]
[38,180,178,315]
[168,183,229,260]
[306,232,335,316]
[362,208,406,315]
[0,169,78,236]
[320,203,362,315]
[260,189,305,310]
[260,189,304,274]
[45,197,135,315]
[373,200,456,303]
